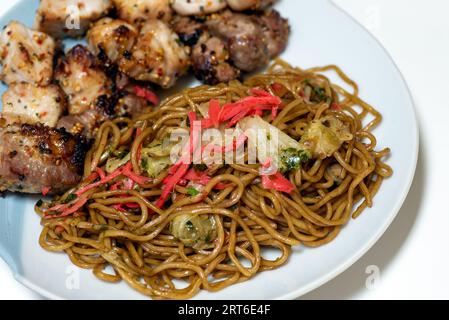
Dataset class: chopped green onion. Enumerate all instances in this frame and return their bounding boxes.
[280,148,311,172]
[187,187,200,197]
[63,194,78,204]
[141,157,149,171]
[186,220,195,231]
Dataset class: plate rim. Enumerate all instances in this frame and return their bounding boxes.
[0,0,420,300]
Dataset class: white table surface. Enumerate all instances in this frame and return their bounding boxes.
[1,0,448,300]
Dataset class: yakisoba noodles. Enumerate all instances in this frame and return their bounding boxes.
[36,60,393,299]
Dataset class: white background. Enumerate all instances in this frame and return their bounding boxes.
[0,0,448,300]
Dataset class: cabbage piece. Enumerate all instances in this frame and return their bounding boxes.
[169,214,217,250]
[300,116,353,159]
[105,153,131,173]
[238,116,311,172]
[327,163,344,185]
[239,115,353,170]
[140,148,172,178]
[197,102,210,119]
[145,139,173,157]
[105,142,173,178]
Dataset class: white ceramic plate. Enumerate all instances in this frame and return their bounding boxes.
[0,0,418,300]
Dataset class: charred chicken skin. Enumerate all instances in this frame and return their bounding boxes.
[0,119,90,194]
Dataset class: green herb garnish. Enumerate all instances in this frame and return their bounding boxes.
[63,194,77,204]
[114,150,129,159]
[186,221,195,231]
[187,187,200,197]
[141,157,149,171]
[304,80,331,103]
[280,148,311,172]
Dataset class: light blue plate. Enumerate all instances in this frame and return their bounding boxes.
[0,0,419,299]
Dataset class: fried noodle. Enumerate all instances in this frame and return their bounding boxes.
[36,60,393,299]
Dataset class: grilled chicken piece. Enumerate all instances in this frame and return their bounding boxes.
[226,0,275,11]
[259,10,290,58]
[118,20,190,88]
[87,18,138,64]
[207,11,268,72]
[55,45,112,115]
[0,21,56,86]
[57,109,104,138]
[172,0,227,16]
[110,73,152,117]
[192,36,240,85]
[0,120,90,194]
[57,87,148,138]
[171,16,206,46]
[207,10,289,72]
[57,71,148,138]
[173,11,289,84]
[0,112,36,126]
[34,0,113,39]
[2,83,66,127]
[115,91,148,117]
[57,97,147,138]
[172,16,239,84]
[112,0,173,24]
